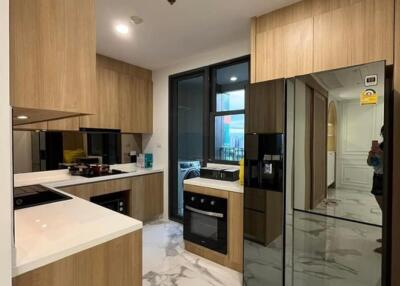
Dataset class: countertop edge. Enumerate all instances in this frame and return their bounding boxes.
[14,166,164,188]
[184,178,243,194]
[13,223,142,277]
[51,168,164,188]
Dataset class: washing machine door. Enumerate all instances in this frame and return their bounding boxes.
[184,168,200,180]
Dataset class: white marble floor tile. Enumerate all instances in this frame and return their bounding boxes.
[312,188,382,225]
[143,214,382,286]
[142,220,242,286]
[291,211,382,286]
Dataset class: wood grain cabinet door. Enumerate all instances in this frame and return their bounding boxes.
[130,173,163,222]
[314,0,394,72]
[10,0,96,114]
[143,173,163,221]
[253,18,313,82]
[246,79,285,134]
[119,75,153,134]
[47,117,80,132]
[80,67,121,130]
[131,78,153,134]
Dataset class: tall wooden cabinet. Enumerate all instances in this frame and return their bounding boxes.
[11,0,96,121]
[246,79,285,133]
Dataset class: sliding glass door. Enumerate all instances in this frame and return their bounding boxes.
[169,69,209,222]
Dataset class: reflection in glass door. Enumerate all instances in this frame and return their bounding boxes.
[169,69,208,222]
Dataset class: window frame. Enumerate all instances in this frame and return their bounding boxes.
[209,56,250,165]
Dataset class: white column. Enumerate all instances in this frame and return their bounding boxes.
[0,0,14,284]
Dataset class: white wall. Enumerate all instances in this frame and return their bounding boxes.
[0,0,14,284]
[143,40,249,219]
[336,99,384,191]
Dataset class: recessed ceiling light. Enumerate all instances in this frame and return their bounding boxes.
[230,76,238,82]
[115,24,129,34]
[16,115,29,120]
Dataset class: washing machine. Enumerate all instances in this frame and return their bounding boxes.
[177,160,201,216]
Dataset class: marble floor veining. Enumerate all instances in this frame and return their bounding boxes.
[244,211,382,286]
[142,220,242,286]
[291,211,383,286]
[312,188,382,226]
[143,213,382,286]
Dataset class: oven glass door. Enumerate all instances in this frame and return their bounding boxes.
[190,211,219,240]
[184,205,227,254]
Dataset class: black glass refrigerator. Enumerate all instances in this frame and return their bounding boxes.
[244,79,286,286]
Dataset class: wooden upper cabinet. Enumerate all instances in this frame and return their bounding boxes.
[13,122,48,131]
[10,0,96,115]
[253,17,314,82]
[83,55,153,133]
[252,0,394,81]
[119,75,153,134]
[314,0,394,72]
[47,117,80,132]
[80,67,121,130]
[246,79,285,134]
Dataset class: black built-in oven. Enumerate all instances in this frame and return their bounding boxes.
[184,191,227,254]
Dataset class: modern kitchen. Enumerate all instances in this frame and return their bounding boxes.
[1,0,400,286]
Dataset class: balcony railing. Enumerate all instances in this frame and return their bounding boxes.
[217,147,244,161]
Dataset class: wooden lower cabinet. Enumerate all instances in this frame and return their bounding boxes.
[244,189,283,246]
[183,184,243,273]
[131,172,164,222]
[13,230,142,286]
[60,173,163,223]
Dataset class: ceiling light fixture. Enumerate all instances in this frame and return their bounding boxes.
[16,115,29,120]
[168,0,176,5]
[230,76,238,82]
[115,24,129,34]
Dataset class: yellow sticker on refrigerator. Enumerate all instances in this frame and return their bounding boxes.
[360,89,378,105]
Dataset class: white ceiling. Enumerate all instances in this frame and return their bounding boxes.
[312,61,386,101]
[96,0,299,70]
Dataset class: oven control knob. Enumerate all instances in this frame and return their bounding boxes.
[200,198,205,204]
[191,197,195,202]
[210,200,216,206]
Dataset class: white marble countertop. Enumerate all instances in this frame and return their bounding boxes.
[14,164,164,188]
[13,164,163,277]
[184,177,243,194]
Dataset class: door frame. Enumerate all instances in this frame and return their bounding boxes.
[168,67,210,223]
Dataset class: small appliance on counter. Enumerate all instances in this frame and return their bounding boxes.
[200,166,239,182]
